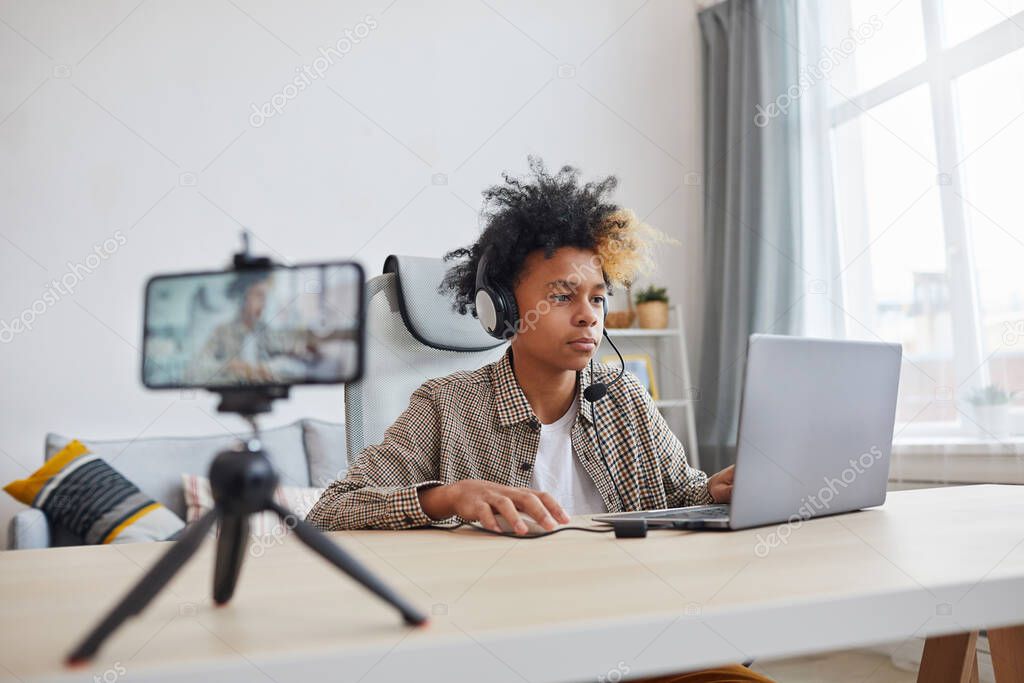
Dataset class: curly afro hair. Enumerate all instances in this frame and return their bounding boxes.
[440,156,663,317]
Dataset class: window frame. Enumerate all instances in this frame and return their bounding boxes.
[827,0,1024,440]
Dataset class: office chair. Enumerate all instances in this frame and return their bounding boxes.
[343,255,507,461]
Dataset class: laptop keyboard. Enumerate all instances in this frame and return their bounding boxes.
[602,504,731,521]
[640,504,731,519]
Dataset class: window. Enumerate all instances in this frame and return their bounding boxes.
[825,0,1024,439]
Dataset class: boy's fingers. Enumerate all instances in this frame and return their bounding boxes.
[513,492,556,530]
[474,502,499,532]
[492,496,526,534]
[534,490,570,524]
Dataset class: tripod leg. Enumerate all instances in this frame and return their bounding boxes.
[212,512,250,605]
[67,509,218,664]
[267,502,427,626]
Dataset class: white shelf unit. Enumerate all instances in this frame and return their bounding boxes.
[604,304,700,469]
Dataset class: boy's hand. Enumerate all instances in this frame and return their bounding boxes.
[418,480,570,535]
[708,464,735,503]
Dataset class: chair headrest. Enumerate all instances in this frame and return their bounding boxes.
[382,255,505,352]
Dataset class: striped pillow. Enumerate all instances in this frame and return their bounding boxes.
[3,439,184,544]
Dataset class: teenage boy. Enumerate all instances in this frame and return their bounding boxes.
[308,159,771,683]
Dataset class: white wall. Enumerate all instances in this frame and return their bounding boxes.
[0,0,706,547]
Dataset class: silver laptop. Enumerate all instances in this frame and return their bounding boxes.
[594,334,902,530]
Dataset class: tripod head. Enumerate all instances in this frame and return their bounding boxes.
[211,231,290,419]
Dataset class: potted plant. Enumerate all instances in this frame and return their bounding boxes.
[634,285,669,329]
[964,385,1017,439]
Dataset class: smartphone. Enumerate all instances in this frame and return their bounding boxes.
[141,261,365,390]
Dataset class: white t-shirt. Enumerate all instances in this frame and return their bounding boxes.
[529,394,607,516]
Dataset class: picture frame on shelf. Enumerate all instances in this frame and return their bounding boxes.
[603,353,659,401]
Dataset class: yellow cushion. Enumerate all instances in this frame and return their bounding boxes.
[4,440,184,544]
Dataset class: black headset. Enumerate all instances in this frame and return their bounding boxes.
[474,246,521,340]
[474,246,609,339]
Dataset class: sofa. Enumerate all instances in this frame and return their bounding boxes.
[7,418,347,550]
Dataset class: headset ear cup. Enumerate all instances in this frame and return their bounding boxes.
[475,289,498,336]
[497,285,518,339]
[475,246,510,340]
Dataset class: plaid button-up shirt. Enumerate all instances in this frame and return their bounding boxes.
[306,348,713,530]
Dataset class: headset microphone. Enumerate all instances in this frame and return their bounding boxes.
[583,329,643,537]
[581,381,605,403]
[583,330,626,402]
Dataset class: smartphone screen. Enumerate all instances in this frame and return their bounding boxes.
[142,262,364,389]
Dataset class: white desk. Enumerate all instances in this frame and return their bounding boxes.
[1,485,1022,682]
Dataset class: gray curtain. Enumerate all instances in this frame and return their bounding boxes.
[696,0,804,474]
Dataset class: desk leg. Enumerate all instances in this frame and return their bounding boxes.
[989,625,1024,683]
[917,630,978,683]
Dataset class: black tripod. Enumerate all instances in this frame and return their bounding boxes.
[67,396,427,664]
